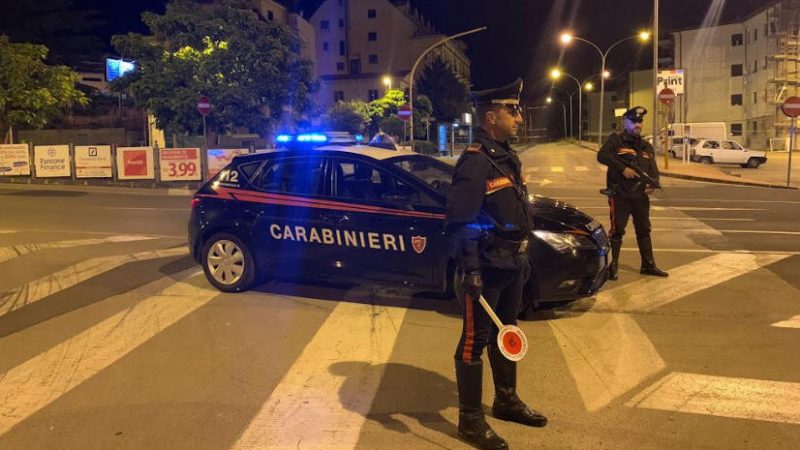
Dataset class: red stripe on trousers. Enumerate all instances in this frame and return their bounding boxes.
[462,294,475,362]
[608,197,616,236]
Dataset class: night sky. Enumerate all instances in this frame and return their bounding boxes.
[72,0,767,98]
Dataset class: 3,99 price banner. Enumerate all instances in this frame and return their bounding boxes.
[159,148,201,181]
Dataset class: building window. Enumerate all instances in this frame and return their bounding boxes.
[753,60,758,73]
[334,91,345,102]
[731,64,743,77]
[267,10,274,21]
[765,23,769,36]
[368,89,379,101]
[339,41,346,56]
[368,9,376,18]
[751,121,758,132]
[368,32,377,41]
[336,62,345,71]
[753,92,758,104]
[320,20,330,30]
[339,18,344,28]
[368,54,378,64]
[731,123,742,136]
[350,59,361,74]
[323,42,329,51]
[753,28,758,41]
[731,94,743,106]
[764,56,768,70]
[731,33,743,46]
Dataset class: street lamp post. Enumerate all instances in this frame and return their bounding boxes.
[560,31,650,145]
[408,27,487,152]
[551,69,609,142]
[547,97,568,139]
[549,86,575,139]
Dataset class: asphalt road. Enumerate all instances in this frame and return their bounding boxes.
[1,142,799,450]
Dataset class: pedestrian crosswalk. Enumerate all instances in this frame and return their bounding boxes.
[0,232,799,449]
[524,164,608,175]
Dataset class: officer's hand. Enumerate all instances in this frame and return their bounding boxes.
[463,270,483,300]
[645,187,655,195]
[623,167,639,179]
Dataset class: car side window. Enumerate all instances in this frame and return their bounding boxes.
[329,159,437,207]
[256,157,324,195]
[703,141,719,149]
[721,141,738,150]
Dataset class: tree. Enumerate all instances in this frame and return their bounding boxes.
[416,58,471,122]
[111,0,318,141]
[379,115,405,140]
[325,100,370,134]
[0,36,88,142]
[368,89,406,121]
[413,95,433,140]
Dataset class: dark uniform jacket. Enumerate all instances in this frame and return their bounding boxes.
[445,128,533,272]
[597,131,660,198]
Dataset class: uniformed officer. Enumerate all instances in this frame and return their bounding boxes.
[446,78,547,450]
[597,106,669,280]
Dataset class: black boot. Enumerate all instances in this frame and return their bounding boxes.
[638,236,669,277]
[488,346,548,428]
[608,239,622,281]
[456,360,508,450]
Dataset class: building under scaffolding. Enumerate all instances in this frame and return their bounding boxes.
[768,0,800,149]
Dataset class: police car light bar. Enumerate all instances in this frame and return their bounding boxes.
[296,133,328,143]
[276,134,293,143]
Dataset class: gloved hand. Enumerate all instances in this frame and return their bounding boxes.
[463,270,483,301]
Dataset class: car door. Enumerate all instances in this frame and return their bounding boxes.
[250,154,328,279]
[702,140,721,161]
[321,156,446,287]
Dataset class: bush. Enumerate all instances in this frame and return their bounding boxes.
[411,140,438,155]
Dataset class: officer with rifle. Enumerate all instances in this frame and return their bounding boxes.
[597,106,669,280]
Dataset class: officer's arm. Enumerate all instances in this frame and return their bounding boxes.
[646,145,660,181]
[446,154,489,272]
[597,135,627,173]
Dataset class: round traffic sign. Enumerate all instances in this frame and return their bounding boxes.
[658,88,676,105]
[198,96,211,116]
[782,96,800,118]
[398,104,412,122]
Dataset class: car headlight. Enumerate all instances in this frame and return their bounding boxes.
[533,230,595,253]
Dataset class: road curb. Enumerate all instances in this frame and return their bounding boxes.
[572,141,798,190]
[0,178,198,196]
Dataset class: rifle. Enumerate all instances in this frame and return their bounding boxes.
[599,155,661,196]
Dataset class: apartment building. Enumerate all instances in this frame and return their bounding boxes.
[310,0,471,110]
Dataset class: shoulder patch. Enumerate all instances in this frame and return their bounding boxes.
[464,143,483,153]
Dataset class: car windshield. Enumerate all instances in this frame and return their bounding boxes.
[389,154,454,194]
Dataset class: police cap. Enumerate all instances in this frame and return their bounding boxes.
[472,78,524,107]
[622,106,647,123]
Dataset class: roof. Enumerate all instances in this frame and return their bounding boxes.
[233,145,419,162]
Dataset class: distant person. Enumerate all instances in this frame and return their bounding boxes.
[597,106,669,281]
[369,130,398,150]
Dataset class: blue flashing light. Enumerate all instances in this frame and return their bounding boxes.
[276,134,293,143]
[296,133,328,143]
[355,134,364,143]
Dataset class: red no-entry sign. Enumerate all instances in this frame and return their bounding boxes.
[398,104,412,121]
[658,88,676,105]
[782,97,800,118]
[198,96,211,116]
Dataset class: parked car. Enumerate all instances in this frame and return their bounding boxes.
[689,139,768,168]
[188,135,610,311]
[668,137,700,159]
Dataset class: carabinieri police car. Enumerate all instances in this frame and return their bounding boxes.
[188,133,610,310]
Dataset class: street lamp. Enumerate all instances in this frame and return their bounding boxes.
[549,86,576,139]
[550,68,608,142]
[546,96,568,139]
[560,30,650,144]
[408,26,487,152]
[382,75,392,90]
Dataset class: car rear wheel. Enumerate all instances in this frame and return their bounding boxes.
[746,158,761,168]
[202,232,257,292]
[700,156,713,164]
[669,151,676,158]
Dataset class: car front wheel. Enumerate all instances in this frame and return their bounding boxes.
[700,156,713,164]
[202,232,257,292]
[746,158,761,168]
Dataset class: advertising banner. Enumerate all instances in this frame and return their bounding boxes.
[657,69,685,95]
[159,148,201,181]
[206,148,248,180]
[33,145,71,177]
[116,146,155,180]
[75,145,113,178]
[0,144,31,176]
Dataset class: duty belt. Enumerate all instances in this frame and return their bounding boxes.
[492,236,529,254]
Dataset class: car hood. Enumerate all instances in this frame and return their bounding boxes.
[531,195,601,233]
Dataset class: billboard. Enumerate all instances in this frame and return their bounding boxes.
[159,148,201,181]
[75,145,112,178]
[0,144,31,176]
[657,69,685,95]
[116,147,154,180]
[206,148,248,180]
[106,58,136,82]
[33,145,71,177]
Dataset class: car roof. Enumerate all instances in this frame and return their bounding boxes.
[233,145,418,163]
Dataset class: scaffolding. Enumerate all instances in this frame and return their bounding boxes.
[768,0,800,144]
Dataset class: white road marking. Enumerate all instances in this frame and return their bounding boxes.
[525,167,540,173]
[574,166,589,172]
[90,206,188,211]
[0,228,184,239]
[550,313,666,412]
[598,165,608,171]
[649,217,754,222]
[626,372,800,425]
[0,247,189,316]
[771,314,800,328]
[0,269,213,436]
[0,235,157,264]
[0,230,17,234]
[550,166,564,173]
[593,253,791,312]
[652,228,800,236]
[652,206,765,211]
[620,247,800,256]
[232,301,409,450]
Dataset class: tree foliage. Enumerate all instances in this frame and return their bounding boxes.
[0,36,88,138]
[416,58,471,122]
[325,100,370,134]
[413,95,433,139]
[111,0,318,138]
[368,89,406,121]
[379,115,405,139]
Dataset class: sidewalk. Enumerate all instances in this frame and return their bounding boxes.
[575,141,798,190]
